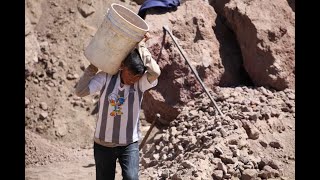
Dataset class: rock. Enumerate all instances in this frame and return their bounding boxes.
[170,127,178,136]
[67,73,78,80]
[217,161,228,174]
[258,165,280,178]
[58,61,67,68]
[141,157,151,167]
[39,102,48,110]
[287,93,295,100]
[269,141,283,149]
[39,111,48,120]
[161,169,169,178]
[242,121,260,140]
[268,160,281,170]
[77,2,95,18]
[153,154,160,161]
[238,139,248,149]
[55,124,68,137]
[220,155,236,164]
[73,73,79,79]
[241,169,258,180]
[259,140,268,148]
[248,113,258,121]
[215,147,224,155]
[220,128,227,137]
[219,0,295,90]
[181,160,195,169]
[25,98,30,107]
[239,156,249,164]
[212,170,223,180]
[233,149,240,157]
[172,173,183,180]
[241,106,252,112]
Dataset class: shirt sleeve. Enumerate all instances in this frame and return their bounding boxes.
[88,72,107,94]
[138,73,158,92]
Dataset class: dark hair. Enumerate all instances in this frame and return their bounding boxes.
[123,49,146,75]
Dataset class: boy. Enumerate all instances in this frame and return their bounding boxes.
[75,39,161,180]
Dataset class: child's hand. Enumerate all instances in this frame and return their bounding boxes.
[143,32,151,42]
[87,63,98,73]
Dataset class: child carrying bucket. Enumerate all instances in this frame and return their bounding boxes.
[75,3,161,180]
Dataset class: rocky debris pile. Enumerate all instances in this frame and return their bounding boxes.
[140,86,295,180]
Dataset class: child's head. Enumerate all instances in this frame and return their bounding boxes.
[120,49,146,85]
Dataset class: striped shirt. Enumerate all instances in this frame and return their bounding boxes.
[88,71,158,145]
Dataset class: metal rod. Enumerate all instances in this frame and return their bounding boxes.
[139,113,161,151]
[163,25,224,117]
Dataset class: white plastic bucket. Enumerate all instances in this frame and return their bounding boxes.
[84,3,149,74]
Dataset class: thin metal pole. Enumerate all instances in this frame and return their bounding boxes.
[139,113,161,151]
[163,26,224,117]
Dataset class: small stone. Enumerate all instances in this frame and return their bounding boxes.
[241,169,258,180]
[58,61,66,68]
[78,3,95,18]
[287,93,295,100]
[241,106,251,112]
[39,111,48,120]
[220,155,236,164]
[220,128,227,137]
[215,147,223,155]
[181,160,195,169]
[239,156,249,164]
[55,124,68,137]
[242,121,260,140]
[25,98,30,107]
[73,73,79,79]
[259,140,268,147]
[269,141,283,149]
[48,82,55,87]
[233,149,240,157]
[170,127,178,136]
[223,174,231,179]
[39,102,48,110]
[248,113,258,121]
[67,73,77,80]
[259,165,280,178]
[217,161,228,174]
[268,160,281,170]
[212,170,223,180]
[153,154,159,161]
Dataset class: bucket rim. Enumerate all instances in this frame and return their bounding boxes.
[110,3,149,32]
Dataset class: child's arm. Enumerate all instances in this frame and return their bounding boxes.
[75,64,105,97]
[137,41,161,83]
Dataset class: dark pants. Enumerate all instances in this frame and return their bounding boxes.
[94,141,139,180]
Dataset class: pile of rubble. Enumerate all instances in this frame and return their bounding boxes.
[140,86,295,180]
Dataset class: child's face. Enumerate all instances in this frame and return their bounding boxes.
[120,66,142,85]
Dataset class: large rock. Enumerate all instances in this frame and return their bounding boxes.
[142,0,249,123]
[211,0,295,90]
